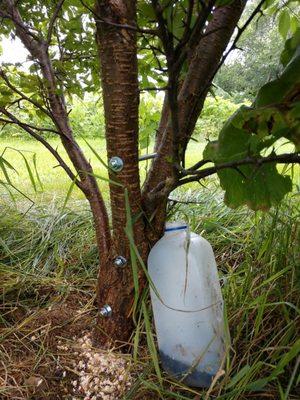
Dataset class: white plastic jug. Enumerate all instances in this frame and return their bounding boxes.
[148,221,226,387]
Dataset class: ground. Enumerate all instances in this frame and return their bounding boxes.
[0,289,139,400]
[0,138,299,399]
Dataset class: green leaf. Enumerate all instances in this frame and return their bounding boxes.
[0,155,13,185]
[262,0,276,10]
[218,164,292,211]
[124,188,139,323]
[278,10,290,40]
[0,155,17,173]
[81,137,108,169]
[33,153,43,191]
[205,50,299,211]
[226,365,251,388]
[290,16,299,34]
[247,339,300,391]
[20,152,37,192]
[280,28,300,66]
[62,174,78,209]
[138,2,155,19]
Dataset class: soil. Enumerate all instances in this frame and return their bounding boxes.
[0,290,95,399]
[0,289,150,400]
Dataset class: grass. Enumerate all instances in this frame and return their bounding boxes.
[0,136,299,398]
[0,185,299,399]
[0,137,208,204]
[0,136,298,207]
[0,137,109,202]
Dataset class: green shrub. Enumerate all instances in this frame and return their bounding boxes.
[195,96,245,140]
[0,93,243,143]
[139,93,162,151]
[68,95,106,138]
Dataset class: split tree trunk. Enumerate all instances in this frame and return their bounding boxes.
[142,0,245,242]
[94,0,246,344]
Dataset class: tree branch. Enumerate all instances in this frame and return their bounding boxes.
[0,8,42,42]
[0,107,82,188]
[139,153,158,161]
[94,17,158,35]
[47,0,65,45]
[185,158,211,172]
[143,0,246,203]
[0,117,60,135]
[139,86,169,92]
[139,33,166,72]
[80,0,157,35]
[178,153,300,186]
[173,0,216,71]
[151,0,173,57]
[210,0,268,89]
[0,69,52,118]
[2,0,112,259]
[151,0,182,169]
[177,0,247,154]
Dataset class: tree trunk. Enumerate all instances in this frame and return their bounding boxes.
[143,1,245,221]
[94,0,246,344]
[95,0,149,344]
[3,0,285,348]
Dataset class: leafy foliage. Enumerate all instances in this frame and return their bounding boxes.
[1,0,299,213]
[205,40,300,210]
[195,96,241,140]
[215,0,300,102]
[139,94,162,150]
[68,95,105,139]
[0,92,162,143]
[215,9,283,101]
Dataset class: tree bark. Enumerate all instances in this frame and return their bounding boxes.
[142,1,245,233]
[95,0,148,344]
[178,0,246,152]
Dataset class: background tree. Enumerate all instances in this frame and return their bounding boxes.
[215,1,300,101]
[0,0,299,345]
[215,9,283,101]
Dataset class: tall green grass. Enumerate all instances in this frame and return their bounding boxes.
[1,189,298,399]
[0,134,299,399]
[0,137,208,203]
[125,189,300,399]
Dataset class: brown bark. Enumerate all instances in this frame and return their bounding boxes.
[142,1,245,232]
[95,0,148,343]
[178,0,246,151]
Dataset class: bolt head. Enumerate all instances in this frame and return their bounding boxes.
[113,256,127,268]
[109,156,124,172]
[99,304,112,317]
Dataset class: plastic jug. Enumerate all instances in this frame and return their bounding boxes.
[148,221,226,387]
